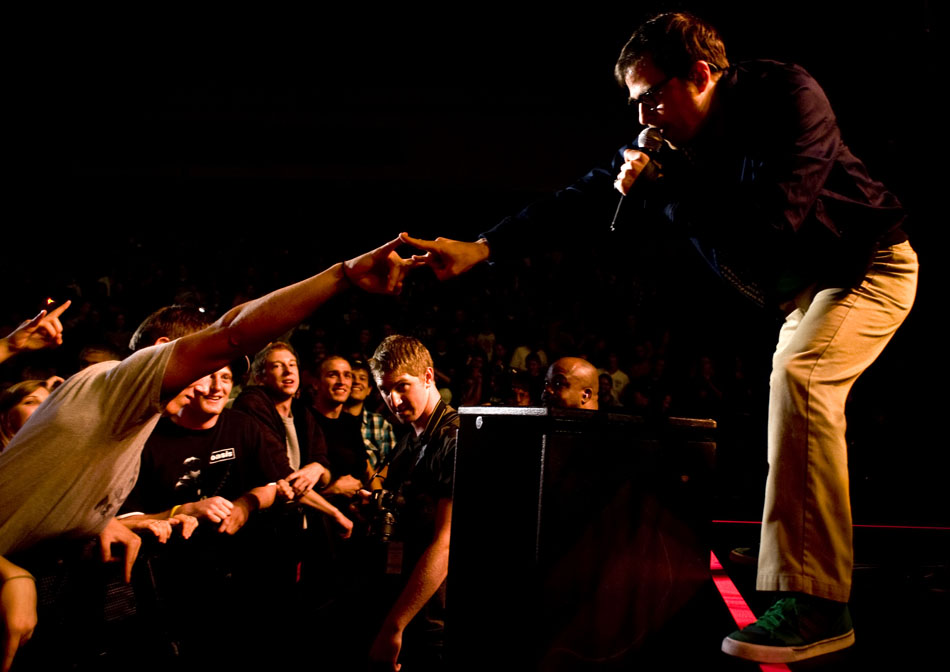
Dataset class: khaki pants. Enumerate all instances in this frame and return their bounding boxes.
[757,241,919,602]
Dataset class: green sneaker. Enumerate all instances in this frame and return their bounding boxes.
[721,595,855,663]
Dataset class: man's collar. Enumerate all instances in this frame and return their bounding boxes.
[685,65,734,153]
[415,398,449,444]
[169,409,222,432]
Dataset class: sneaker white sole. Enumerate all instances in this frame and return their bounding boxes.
[721,629,855,663]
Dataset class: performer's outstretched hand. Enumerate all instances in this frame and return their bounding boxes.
[343,237,419,294]
[399,232,490,281]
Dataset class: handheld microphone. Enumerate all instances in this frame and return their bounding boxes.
[610,127,664,231]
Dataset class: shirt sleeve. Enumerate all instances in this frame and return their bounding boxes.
[304,411,331,471]
[479,147,629,260]
[99,342,177,437]
[247,419,292,483]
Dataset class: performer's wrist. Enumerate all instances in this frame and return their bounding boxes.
[473,238,492,263]
[339,261,357,287]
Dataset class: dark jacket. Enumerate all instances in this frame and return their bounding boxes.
[231,386,331,476]
[482,60,906,307]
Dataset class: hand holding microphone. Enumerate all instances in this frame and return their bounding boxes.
[611,127,664,230]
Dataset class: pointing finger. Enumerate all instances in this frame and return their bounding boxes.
[376,236,404,257]
[46,300,72,320]
[399,232,439,253]
[123,535,141,583]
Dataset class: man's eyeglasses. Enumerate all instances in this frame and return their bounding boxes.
[628,63,722,111]
[628,75,674,111]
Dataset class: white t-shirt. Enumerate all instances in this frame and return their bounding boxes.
[0,342,175,555]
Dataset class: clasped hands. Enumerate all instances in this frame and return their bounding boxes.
[348,233,492,286]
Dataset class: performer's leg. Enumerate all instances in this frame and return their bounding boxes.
[757,241,918,602]
[724,242,918,662]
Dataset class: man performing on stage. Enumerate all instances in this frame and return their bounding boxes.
[400,12,918,664]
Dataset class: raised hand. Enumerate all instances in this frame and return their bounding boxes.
[398,233,490,281]
[0,300,72,363]
[343,237,420,295]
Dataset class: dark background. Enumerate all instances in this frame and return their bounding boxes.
[3,2,942,521]
[7,1,937,253]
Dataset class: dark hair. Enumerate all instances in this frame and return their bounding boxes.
[1,380,50,448]
[350,359,371,376]
[511,371,531,391]
[79,344,123,366]
[614,12,729,85]
[370,335,433,380]
[319,355,352,375]
[129,305,211,352]
[250,341,297,385]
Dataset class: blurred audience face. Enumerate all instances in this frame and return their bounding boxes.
[1,384,49,438]
[263,347,299,400]
[599,373,613,400]
[316,356,352,406]
[512,383,531,407]
[527,355,543,376]
[349,367,371,404]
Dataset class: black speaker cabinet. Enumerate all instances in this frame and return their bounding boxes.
[446,407,716,671]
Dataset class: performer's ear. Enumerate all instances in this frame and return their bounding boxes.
[688,61,713,90]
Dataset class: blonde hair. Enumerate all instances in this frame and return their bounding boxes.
[370,335,433,380]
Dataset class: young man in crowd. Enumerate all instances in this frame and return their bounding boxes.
[118,363,282,534]
[116,361,289,661]
[367,336,458,671]
[0,238,414,671]
[308,355,368,499]
[343,359,397,487]
[233,342,352,533]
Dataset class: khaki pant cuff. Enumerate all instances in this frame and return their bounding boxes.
[756,573,850,603]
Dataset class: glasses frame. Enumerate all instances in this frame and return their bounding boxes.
[628,75,674,111]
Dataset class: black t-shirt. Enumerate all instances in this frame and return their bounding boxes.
[385,401,458,557]
[378,400,458,648]
[313,411,368,480]
[120,409,285,515]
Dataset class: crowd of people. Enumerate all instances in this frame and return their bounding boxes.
[1,10,921,669]
[0,236,908,670]
[0,239,776,671]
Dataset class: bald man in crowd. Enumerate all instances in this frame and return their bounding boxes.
[541,357,599,411]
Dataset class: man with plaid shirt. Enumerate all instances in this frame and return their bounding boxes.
[344,360,396,475]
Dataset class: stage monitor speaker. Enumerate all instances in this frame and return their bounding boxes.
[446,407,715,671]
